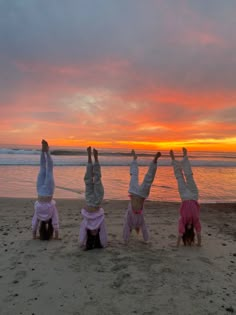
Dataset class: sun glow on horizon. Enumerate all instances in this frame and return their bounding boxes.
[1,137,235,152]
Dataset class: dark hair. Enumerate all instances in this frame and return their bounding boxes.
[86,229,102,250]
[39,219,54,240]
[182,224,195,246]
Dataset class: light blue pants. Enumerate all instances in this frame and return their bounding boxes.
[84,162,104,207]
[128,160,157,198]
[37,152,55,197]
[172,156,198,201]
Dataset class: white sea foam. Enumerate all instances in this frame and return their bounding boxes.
[0,150,236,167]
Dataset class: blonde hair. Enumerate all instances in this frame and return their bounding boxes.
[130,195,145,212]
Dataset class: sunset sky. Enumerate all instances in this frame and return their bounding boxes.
[1,0,236,151]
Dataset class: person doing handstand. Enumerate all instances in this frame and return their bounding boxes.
[123,149,161,243]
[79,146,107,250]
[32,140,60,240]
[170,147,201,247]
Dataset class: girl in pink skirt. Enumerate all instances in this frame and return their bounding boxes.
[79,147,107,250]
[123,149,161,243]
[170,148,201,247]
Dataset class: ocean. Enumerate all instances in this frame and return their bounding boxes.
[0,146,236,203]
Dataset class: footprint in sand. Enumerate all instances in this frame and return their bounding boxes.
[198,256,213,265]
[14,270,27,281]
[111,272,130,288]
[110,263,127,272]
[30,279,47,288]
[160,266,173,273]
[24,254,36,260]
[150,264,162,273]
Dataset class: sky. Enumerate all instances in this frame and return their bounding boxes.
[1,0,236,151]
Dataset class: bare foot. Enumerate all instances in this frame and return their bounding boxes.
[182,147,187,157]
[87,146,92,155]
[131,149,137,160]
[154,151,161,163]
[87,146,92,163]
[42,139,49,152]
[170,150,175,160]
[93,148,98,162]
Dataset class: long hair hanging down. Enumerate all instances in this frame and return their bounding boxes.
[39,219,54,240]
[182,224,195,246]
[86,230,102,250]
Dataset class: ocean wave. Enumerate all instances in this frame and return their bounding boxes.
[0,148,39,155]
[0,148,236,167]
[0,148,235,159]
[0,160,236,167]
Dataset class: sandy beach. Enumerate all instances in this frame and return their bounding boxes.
[0,197,235,315]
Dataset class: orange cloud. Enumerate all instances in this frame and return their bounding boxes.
[1,56,236,152]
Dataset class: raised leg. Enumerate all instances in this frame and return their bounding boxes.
[92,148,104,207]
[37,140,54,196]
[128,150,140,196]
[44,152,55,196]
[84,147,95,206]
[139,152,161,198]
[37,151,46,194]
[170,150,191,200]
[181,148,198,200]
